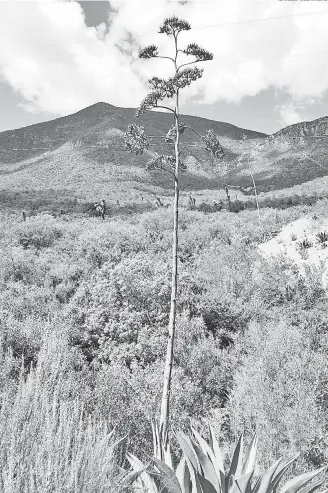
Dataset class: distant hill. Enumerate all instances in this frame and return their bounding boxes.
[0,102,266,203]
[1,102,328,206]
[225,116,328,192]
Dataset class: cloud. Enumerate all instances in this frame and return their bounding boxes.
[0,0,328,117]
[278,101,304,127]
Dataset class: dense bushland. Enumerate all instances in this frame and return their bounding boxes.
[1,201,328,486]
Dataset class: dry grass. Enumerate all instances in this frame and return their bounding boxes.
[0,335,121,493]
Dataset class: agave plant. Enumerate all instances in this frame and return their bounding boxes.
[316,231,328,245]
[123,424,326,493]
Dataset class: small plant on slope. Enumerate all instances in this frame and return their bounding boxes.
[125,16,226,449]
[124,424,326,493]
[297,238,313,251]
[316,231,328,244]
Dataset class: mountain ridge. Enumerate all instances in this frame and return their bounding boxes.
[1,102,328,203]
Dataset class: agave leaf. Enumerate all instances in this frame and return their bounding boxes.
[192,439,221,491]
[221,469,228,493]
[234,471,254,493]
[177,434,202,493]
[209,424,225,473]
[280,465,327,493]
[151,457,182,493]
[298,480,324,493]
[198,474,218,493]
[120,468,147,487]
[242,435,258,476]
[228,434,244,480]
[271,455,299,493]
[165,443,174,470]
[253,458,283,493]
[152,420,161,460]
[127,453,158,493]
[192,427,222,487]
[176,457,192,493]
[177,432,201,473]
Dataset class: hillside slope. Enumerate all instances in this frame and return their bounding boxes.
[226,116,328,192]
[0,102,266,202]
[1,103,328,204]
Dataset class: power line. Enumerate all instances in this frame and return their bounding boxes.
[0,9,327,52]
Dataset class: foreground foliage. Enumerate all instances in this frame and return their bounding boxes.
[0,200,328,481]
[127,425,326,493]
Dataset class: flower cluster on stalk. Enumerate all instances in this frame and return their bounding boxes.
[136,68,203,117]
[139,44,159,59]
[125,124,150,155]
[165,123,186,143]
[147,154,186,172]
[182,43,213,61]
[202,129,225,158]
[159,17,191,35]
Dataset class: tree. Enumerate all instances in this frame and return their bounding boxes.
[125,16,225,449]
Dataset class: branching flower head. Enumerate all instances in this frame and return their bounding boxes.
[148,77,176,98]
[139,44,158,59]
[125,124,150,155]
[159,17,191,36]
[147,153,186,172]
[136,91,164,117]
[174,67,203,89]
[165,123,186,143]
[202,129,225,158]
[183,43,213,61]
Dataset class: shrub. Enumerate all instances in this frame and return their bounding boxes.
[15,216,64,250]
[0,335,121,492]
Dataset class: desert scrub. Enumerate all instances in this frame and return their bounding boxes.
[15,215,64,251]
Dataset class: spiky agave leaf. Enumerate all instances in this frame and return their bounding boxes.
[198,474,218,493]
[298,481,325,493]
[176,457,192,493]
[235,471,254,493]
[242,434,258,476]
[151,457,182,493]
[191,438,221,492]
[253,458,284,493]
[127,453,158,493]
[176,432,203,493]
[280,466,327,493]
[208,424,225,474]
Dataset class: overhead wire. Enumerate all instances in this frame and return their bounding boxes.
[0,9,327,52]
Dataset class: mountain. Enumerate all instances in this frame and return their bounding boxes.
[225,116,328,192]
[1,102,328,206]
[0,102,266,203]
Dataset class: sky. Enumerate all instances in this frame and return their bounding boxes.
[0,0,328,134]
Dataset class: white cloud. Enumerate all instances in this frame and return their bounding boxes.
[278,101,303,127]
[0,0,328,117]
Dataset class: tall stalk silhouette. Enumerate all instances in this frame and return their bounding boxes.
[125,16,225,449]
